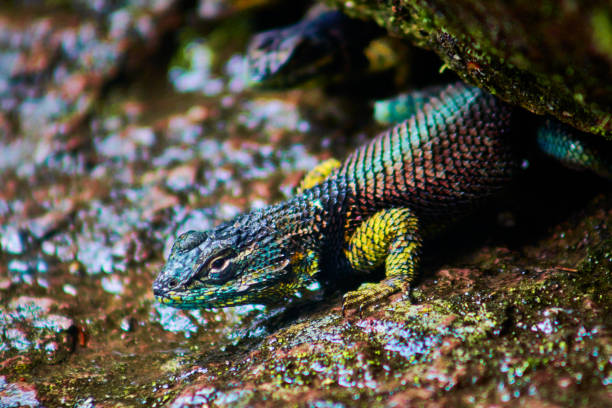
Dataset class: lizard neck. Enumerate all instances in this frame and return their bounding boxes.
[265,180,344,248]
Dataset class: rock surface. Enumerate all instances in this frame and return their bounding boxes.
[330,0,612,138]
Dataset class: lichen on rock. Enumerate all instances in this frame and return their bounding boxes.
[328,0,612,138]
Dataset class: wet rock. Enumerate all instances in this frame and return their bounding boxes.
[166,164,198,192]
[141,186,181,219]
[0,0,183,148]
[240,99,311,133]
[27,207,74,239]
[6,258,48,278]
[0,297,75,365]
[197,0,283,20]
[169,40,224,96]
[151,304,203,339]
[160,196,612,407]
[0,226,28,255]
[95,126,157,162]
[330,0,612,137]
[0,376,41,408]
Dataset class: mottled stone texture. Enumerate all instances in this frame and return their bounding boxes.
[329,0,612,138]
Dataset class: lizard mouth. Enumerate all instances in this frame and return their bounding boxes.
[153,283,193,308]
[153,293,204,310]
[154,294,174,304]
[153,291,184,305]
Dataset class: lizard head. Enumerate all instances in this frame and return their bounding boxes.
[153,216,304,309]
[247,23,336,89]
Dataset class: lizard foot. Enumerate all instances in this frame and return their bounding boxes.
[342,279,404,315]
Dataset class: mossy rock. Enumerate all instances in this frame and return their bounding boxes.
[328,0,612,138]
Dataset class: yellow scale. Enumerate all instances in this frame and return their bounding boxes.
[297,158,421,310]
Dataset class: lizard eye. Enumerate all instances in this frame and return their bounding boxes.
[209,256,230,272]
[195,249,237,284]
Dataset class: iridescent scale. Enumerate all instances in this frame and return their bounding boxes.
[333,82,517,223]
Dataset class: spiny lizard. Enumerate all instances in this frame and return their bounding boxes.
[152,82,610,311]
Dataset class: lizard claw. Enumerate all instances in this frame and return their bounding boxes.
[342,280,403,315]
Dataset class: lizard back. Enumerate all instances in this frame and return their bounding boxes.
[333,82,519,223]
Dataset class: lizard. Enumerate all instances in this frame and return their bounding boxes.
[246,8,404,91]
[152,81,611,312]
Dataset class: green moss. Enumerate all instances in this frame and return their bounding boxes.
[330,0,612,138]
[592,10,612,59]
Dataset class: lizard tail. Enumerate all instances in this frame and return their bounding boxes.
[536,119,612,180]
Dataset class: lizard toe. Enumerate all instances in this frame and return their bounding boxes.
[342,280,402,314]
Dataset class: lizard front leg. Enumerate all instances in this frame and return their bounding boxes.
[342,208,421,312]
